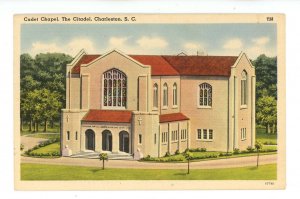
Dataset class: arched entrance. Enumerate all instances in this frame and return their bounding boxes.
[85,129,95,151]
[102,130,112,151]
[119,131,129,153]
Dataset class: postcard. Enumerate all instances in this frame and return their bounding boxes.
[14,13,285,190]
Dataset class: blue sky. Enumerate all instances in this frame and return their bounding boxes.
[21,24,277,59]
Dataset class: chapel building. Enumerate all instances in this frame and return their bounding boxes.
[61,49,256,158]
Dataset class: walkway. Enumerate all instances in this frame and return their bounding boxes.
[21,154,277,169]
[20,136,48,151]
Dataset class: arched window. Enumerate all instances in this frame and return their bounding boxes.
[153,84,158,109]
[173,83,177,106]
[241,70,247,106]
[163,83,168,107]
[103,68,127,108]
[199,83,212,107]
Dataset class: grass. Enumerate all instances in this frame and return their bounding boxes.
[256,128,277,145]
[21,123,60,136]
[21,163,276,180]
[30,142,60,154]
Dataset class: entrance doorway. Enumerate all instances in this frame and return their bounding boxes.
[85,129,95,151]
[102,130,112,151]
[119,131,129,153]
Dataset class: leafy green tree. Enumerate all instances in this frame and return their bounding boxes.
[99,153,108,170]
[20,52,73,132]
[255,141,263,168]
[184,151,193,174]
[252,54,277,133]
[252,54,277,100]
[256,96,277,133]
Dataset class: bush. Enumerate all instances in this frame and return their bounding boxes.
[20,144,24,151]
[174,149,180,155]
[219,152,233,157]
[189,148,207,152]
[247,146,255,153]
[233,148,240,154]
[164,152,171,157]
[24,139,60,157]
[184,148,190,153]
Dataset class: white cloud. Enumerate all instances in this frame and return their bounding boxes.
[27,37,98,56]
[29,42,62,56]
[252,36,270,46]
[108,37,128,48]
[66,38,97,55]
[136,36,168,49]
[223,38,243,50]
[183,42,206,55]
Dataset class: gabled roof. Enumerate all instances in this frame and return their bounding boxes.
[82,109,132,123]
[129,55,179,76]
[71,55,100,74]
[159,112,189,123]
[162,55,237,76]
[70,51,238,76]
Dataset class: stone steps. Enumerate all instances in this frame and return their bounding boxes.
[70,151,133,160]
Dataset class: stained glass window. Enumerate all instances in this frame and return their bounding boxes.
[153,84,158,108]
[241,70,247,106]
[199,83,212,107]
[103,68,127,108]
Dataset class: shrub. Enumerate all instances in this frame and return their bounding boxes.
[164,152,171,157]
[246,146,255,153]
[184,148,190,153]
[233,148,240,154]
[219,152,233,157]
[20,144,24,151]
[174,149,180,155]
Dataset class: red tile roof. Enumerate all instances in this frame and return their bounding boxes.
[129,55,179,76]
[162,55,238,76]
[71,53,238,76]
[82,109,132,123]
[71,55,100,74]
[159,112,189,123]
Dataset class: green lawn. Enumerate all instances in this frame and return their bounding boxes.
[31,142,60,154]
[21,163,276,180]
[21,123,60,136]
[256,128,277,145]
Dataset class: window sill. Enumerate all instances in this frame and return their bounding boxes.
[171,141,178,143]
[197,106,212,109]
[241,139,247,141]
[240,105,248,109]
[196,139,213,142]
[172,105,178,109]
[162,106,168,110]
[152,107,158,111]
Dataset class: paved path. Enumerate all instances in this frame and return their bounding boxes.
[21,154,277,169]
[20,136,48,151]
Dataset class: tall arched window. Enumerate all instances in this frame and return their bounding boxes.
[153,84,158,109]
[103,68,127,108]
[241,70,247,106]
[173,83,177,106]
[199,83,212,107]
[163,83,168,107]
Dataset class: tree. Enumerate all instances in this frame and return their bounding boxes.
[252,54,277,100]
[99,153,108,170]
[20,52,73,132]
[255,141,263,168]
[256,96,277,133]
[184,151,193,174]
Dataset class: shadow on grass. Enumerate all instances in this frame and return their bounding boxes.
[90,168,104,173]
[174,172,189,176]
[248,166,259,171]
